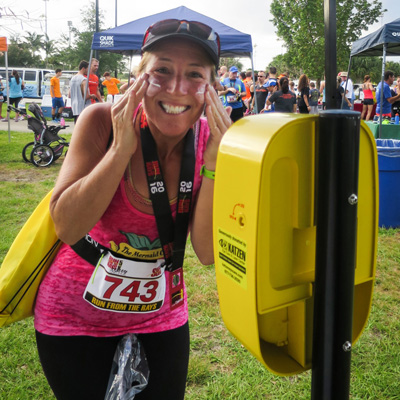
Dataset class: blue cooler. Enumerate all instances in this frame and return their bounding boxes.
[376,139,400,228]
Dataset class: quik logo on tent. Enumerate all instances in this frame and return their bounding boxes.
[392,32,400,37]
[100,36,114,47]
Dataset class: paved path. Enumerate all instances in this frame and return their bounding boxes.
[0,119,75,134]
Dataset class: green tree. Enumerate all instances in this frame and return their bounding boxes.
[270,0,385,80]
[0,35,42,67]
[58,2,124,75]
[385,61,400,78]
[351,57,382,82]
[268,54,302,79]
[220,58,244,72]
[23,32,45,58]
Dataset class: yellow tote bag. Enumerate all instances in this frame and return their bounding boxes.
[372,90,377,104]
[0,190,61,327]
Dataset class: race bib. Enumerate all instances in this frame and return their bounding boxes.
[84,252,166,313]
[227,94,237,103]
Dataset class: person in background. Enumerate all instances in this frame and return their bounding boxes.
[320,76,326,110]
[249,70,258,108]
[241,70,252,111]
[86,58,103,105]
[376,70,400,118]
[360,75,375,121]
[335,76,349,109]
[309,81,319,114]
[218,65,228,79]
[1,70,25,122]
[267,66,278,86]
[34,18,231,400]
[102,72,121,101]
[297,74,310,114]
[0,75,5,119]
[260,79,278,112]
[218,66,247,122]
[250,71,268,113]
[68,60,92,124]
[50,69,65,123]
[391,76,400,118]
[340,72,354,110]
[266,75,297,113]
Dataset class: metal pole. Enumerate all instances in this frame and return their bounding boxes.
[114,0,118,79]
[44,0,49,66]
[95,0,99,61]
[311,110,360,400]
[68,21,72,48]
[115,0,117,27]
[378,44,387,139]
[323,0,336,110]
[5,48,10,142]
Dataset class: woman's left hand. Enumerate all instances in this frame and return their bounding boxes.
[204,84,232,169]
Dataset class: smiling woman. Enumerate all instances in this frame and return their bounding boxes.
[32,18,232,400]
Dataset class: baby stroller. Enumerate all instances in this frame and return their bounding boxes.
[9,103,70,167]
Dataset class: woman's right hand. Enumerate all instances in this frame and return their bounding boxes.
[110,73,149,156]
[50,74,149,244]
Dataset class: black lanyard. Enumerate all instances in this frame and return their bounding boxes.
[139,111,195,272]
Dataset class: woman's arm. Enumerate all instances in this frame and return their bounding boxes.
[303,92,310,109]
[319,81,325,94]
[50,75,149,244]
[190,84,232,265]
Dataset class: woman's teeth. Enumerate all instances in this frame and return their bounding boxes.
[160,103,188,114]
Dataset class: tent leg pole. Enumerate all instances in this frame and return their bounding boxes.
[379,44,387,139]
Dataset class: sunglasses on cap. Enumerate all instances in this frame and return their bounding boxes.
[142,19,220,65]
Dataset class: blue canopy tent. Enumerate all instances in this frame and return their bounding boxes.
[347,18,400,137]
[87,6,256,109]
[91,6,253,58]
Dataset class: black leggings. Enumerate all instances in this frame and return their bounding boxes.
[35,322,190,400]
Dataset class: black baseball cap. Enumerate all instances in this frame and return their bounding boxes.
[141,19,220,67]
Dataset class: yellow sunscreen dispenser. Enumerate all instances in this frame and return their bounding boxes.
[213,112,378,376]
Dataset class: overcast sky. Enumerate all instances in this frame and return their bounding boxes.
[1,0,399,70]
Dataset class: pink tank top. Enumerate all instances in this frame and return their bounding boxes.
[34,118,210,337]
[363,86,373,99]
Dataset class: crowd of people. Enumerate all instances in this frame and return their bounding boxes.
[214,66,400,123]
[2,60,399,126]
[214,65,331,122]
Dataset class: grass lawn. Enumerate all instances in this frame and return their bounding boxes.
[1,130,400,399]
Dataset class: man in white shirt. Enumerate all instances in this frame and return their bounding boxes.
[340,72,354,110]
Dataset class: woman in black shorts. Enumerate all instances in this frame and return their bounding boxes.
[361,75,375,121]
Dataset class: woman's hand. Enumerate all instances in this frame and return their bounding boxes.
[110,73,149,156]
[204,84,232,169]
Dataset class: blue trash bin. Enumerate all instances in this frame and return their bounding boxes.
[376,139,400,228]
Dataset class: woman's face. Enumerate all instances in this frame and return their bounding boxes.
[142,38,213,138]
